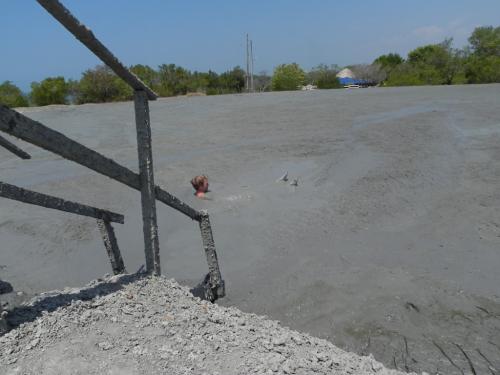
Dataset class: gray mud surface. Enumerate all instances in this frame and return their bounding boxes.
[1,85,500,373]
[0,274,408,375]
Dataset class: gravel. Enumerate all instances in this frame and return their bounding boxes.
[0,273,411,375]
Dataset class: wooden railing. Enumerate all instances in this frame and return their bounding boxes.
[0,0,224,302]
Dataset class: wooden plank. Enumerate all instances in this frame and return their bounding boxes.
[0,134,30,159]
[36,0,158,100]
[134,90,160,275]
[0,104,200,221]
[0,181,124,223]
[97,219,126,275]
[198,211,225,300]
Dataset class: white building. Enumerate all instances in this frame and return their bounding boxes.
[336,68,356,79]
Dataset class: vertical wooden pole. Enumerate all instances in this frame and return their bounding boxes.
[246,34,250,92]
[134,90,161,275]
[250,40,254,92]
[97,219,125,275]
[199,211,225,299]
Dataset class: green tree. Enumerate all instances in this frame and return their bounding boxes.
[30,76,68,106]
[385,64,427,86]
[468,26,500,57]
[0,81,29,107]
[407,39,459,84]
[465,55,500,83]
[66,79,80,104]
[385,39,464,86]
[307,64,341,89]
[271,63,305,91]
[130,64,159,91]
[187,71,210,93]
[157,64,191,96]
[76,65,132,103]
[205,70,221,95]
[374,53,404,71]
[464,26,500,83]
[218,67,246,94]
[254,71,272,92]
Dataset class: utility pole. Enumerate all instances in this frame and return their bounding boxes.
[245,34,250,92]
[250,40,255,92]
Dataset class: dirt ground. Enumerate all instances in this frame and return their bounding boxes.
[1,85,500,373]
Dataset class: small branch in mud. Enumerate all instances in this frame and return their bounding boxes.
[361,334,371,355]
[432,340,464,375]
[453,310,473,322]
[403,336,409,357]
[454,343,476,375]
[476,348,497,375]
[392,355,399,370]
[489,341,500,353]
[475,305,491,315]
[475,305,499,318]
[401,336,415,371]
[404,302,420,313]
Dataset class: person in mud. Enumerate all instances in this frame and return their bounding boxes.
[191,175,210,199]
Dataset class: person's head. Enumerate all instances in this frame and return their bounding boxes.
[191,175,209,195]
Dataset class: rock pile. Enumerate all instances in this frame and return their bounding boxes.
[0,279,14,335]
[0,274,410,375]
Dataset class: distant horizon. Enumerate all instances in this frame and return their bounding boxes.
[3,0,500,91]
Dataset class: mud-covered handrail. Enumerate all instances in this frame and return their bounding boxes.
[0,105,224,299]
[1,0,225,300]
[0,105,200,221]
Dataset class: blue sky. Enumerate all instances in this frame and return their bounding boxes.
[3,0,500,90]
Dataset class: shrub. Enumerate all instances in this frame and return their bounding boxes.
[0,81,29,107]
[271,63,305,91]
[30,76,68,106]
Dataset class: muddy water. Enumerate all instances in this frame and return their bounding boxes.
[1,85,500,373]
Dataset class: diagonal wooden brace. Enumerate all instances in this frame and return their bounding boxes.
[0,181,124,223]
[0,134,30,159]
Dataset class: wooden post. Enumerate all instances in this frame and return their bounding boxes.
[0,134,30,159]
[97,219,125,275]
[134,90,160,276]
[199,211,225,300]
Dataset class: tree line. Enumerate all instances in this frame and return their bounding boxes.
[1,25,498,108]
[272,26,500,89]
[377,26,500,86]
[0,65,250,108]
